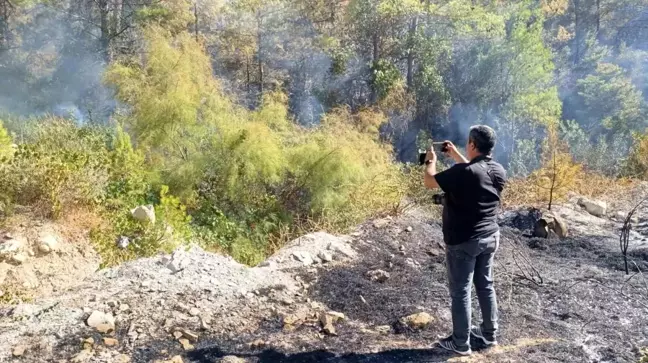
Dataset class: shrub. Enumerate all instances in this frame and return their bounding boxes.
[0,119,112,218]
[625,130,648,179]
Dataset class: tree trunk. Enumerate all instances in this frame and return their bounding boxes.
[370,33,379,103]
[573,0,580,65]
[194,2,199,41]
[99,0,111,61]
[246,53,251,93]
[0,0,10,50]
[406,16,418,91]
[257,12,264,96]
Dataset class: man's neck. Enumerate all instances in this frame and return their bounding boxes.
[469,153,491,162]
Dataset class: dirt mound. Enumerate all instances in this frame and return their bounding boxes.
[0,200,647,363]
[0,214,100,301]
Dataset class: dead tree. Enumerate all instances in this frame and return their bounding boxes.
[620,196,648,275]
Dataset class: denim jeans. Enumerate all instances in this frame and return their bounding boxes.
[445,231,499,348]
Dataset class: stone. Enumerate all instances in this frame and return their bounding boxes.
[375,325,391,334]
[179,338,194,350]
[200,315,211,330]
[248,339,266,349]
[578,198,607,217]
[318,251,333,263]
[131,205,156,224]
[533,212,568,238]
[10,252,27,264]
[82,337,94,350]
[12,345,26,357]
[71,349,93,363]
[319,311,344,336]
[406,226,413,232]
[258,260,276,268]
[400,312,434,330]
[103,337,119,346]
[189,307,200,316]
[119,304,130,312]
[116,354,131,363]
[173,331,183,339]
[220,356,246,363]
[116,236,130,249]
[175,327,199,342]
[86,311,115,333]
[38,234,58,253]
[292,251,314,266]
[366,269,390,283]
[372,218,390,229]
[0,238,23,256]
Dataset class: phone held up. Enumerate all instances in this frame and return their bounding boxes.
[418,142,449,165]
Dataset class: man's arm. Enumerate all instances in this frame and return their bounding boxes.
[424,160,439,189]
[443,140,469,164]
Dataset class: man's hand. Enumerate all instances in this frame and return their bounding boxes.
[425,145,437,164]
[423,145,439,189]
[442,141,469,164]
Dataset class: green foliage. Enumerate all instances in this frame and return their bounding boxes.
[576,62,644,136]
[370,60,402,101]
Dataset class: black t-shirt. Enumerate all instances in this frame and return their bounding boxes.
[434,155,507,245]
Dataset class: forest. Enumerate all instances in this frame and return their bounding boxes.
[0,0,647,265]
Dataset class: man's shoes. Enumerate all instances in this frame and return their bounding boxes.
[438,336,472,355]
[470,326,498,346]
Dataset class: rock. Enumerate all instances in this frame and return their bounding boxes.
[173,331,183,339]
[319,311,344,336]
[292,251,314,266]
[0,238,24,257]
[116,354,131,363]
[406,226,413,232]
[220,356,246,363]
[10,252,27,264]
[318,251,333,263]
[119,304,130,312]
[38,234,58,253]
[373,218,390,228]
[400,312,434,330]
[71,349,93,363]
[578,198,607,217]
[12,304,38,318]
[533,212,568,238]
[189,307,200,316]
[366,269,390,283]
[179,338,194,350]
[131,205,156,224]
[82,337,94,350]
[174,327,199,342]
[12,345,26,357]
[375,325,391,334]
[103,337,118,346]
[258,260,276,268]
[86,311,115,333]
[116,236,130,249]
[200,315,211,330]
[248,339,266,349]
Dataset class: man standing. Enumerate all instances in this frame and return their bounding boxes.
[422,125,507,355]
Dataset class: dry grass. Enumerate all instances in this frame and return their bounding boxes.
[504,170,641,209]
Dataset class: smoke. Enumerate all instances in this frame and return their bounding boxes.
[0,3,114,123]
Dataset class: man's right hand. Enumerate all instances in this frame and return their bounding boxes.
[443,141,469,164]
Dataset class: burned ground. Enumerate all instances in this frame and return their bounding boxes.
[1,203,648,363]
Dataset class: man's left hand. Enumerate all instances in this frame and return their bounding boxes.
[426,145,437,164]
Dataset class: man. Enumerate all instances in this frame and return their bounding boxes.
[422,125,507,356]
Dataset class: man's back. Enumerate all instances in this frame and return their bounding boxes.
[435,155,507,245]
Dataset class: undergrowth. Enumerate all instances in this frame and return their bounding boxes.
[0,26,646,268]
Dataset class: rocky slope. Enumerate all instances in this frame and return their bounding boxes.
[1,195,648,363]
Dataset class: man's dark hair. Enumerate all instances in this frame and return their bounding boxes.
[469,125,496,155]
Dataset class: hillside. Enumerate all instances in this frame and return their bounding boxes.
[1,190,647,363]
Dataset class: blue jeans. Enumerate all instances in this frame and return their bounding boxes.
[445,231,499,348]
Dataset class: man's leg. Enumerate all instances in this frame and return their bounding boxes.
[472,232,499,343]
[445,243,477,349]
